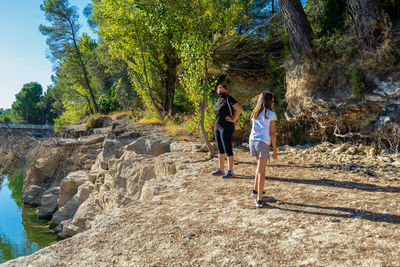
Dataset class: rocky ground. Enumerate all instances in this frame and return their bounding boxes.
[1,120,400,267]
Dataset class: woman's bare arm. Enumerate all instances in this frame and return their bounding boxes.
[270,120,278,160]
[226,103,242,122]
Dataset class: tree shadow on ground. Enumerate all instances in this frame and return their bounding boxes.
[261,198,400,224]
[232,175,400,193]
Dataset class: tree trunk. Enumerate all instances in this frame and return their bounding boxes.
[278,0,314,63]
[271,0,275,14]
[163,45,179,117]
[140,48,164,121]
[244,0,249,32]
[346,0,389,49]
[72,39,99,114]
[200,58,215,156]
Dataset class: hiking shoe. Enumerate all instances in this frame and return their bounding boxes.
[251,190,265,197]
[212,168,225,176]
[255,199,263,208]
[222,170,235,179]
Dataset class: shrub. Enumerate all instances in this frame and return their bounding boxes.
[184,100,215,140]
[173,89,195,114]
[347,68,365,97]
[85,114,105,130]
[98,86,121,114]
[54,102,86,132]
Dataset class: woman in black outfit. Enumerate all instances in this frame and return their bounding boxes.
[212,84,242,178]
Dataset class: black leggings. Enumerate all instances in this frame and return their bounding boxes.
[214,127,234,157]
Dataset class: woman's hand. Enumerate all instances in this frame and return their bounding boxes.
[225,116,235,123]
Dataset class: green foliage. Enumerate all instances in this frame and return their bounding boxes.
[85,114,104,130]
[347,68,365,97]
[238,0,276,35]
[93,0,181,118]
[53,101,86,132]
[40,0,99,113]
[313,33,356,59]
[320,0,346,36]
[114,77,140,110]
[0,109,22,124]
[173,89,195,114]
[97,86,120,113]
[137,109,164,125]
[39,0,81,62]
[11,82,43,124]
[184,100,215,140]
[38,87,59,124]
[305,0,346,37]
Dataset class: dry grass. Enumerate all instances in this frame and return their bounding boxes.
[138,118,164,125]
[111,110,133,120]
[164,120,192,141]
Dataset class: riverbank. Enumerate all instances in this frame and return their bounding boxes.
[0,174,57,264]
[1,119,399,266]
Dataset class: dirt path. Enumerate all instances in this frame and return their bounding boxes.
[3,143,400,266]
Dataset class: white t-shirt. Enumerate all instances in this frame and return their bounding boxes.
[249,109,277,145]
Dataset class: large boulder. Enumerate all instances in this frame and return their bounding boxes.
[125,138,171,156]
[50,181,93,229]
[23,185,43,207]
[37,186,60,219]
[58,170,89,208]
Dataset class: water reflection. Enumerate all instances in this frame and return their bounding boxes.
[0,171,58,263]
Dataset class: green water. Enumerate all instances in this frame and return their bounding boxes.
[0,170,58,263]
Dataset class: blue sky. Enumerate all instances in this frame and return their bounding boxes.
[0,0,92,109]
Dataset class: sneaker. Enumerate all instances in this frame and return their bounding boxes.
[255,199,263,208]
[222,170,235,179]
[251,190,265,197]
[212,168,225,176]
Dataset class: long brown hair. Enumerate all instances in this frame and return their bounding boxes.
[251,92,274,119]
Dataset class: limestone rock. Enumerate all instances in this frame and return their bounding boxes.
[155,159,176,178]
[58,170,89,208]
[332,143,351,154]
[126,138,170,155]
[345,146,357,155]
[170,142,197,152]
[50,181,94,229]
[392,160,400,167]
[37,186,60,219]
[23,185,43,206]
[57,196,103,238]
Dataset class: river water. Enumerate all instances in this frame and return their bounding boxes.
[0,170,58,263]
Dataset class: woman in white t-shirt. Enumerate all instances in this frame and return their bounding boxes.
[249,92,278,208]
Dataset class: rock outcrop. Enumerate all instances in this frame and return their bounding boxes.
[284,58,400,142]
[22,137,103,207]
[37,186,60,219]
[16,121,177,239]
[51,137,175,238]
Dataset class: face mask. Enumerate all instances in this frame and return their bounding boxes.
[218,92,227,98]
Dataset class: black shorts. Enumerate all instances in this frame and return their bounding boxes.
[214,127,234,157]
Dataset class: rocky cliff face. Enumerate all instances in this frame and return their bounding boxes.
[284,57,400,145]
[0,135,33,175]
[22,136,104,207]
